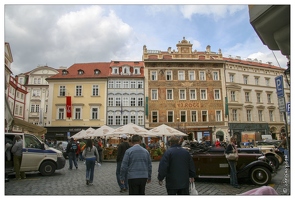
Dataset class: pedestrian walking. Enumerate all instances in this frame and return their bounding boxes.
[157,136,196,195]
[82,139,100,186]
[116,134,130,193]
[11,135,26,180]
[225,136,241,189]
[120,135,152,195]
[66,138,78,170]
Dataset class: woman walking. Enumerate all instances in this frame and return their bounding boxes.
[82,139,100,186]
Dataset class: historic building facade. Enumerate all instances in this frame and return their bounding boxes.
[143,37,227,143]
[107,61,145,129]
[45,62,109,140]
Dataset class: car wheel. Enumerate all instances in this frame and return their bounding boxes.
[266,155,279,169]
[275,151,285,163]
[250,166,271,186]
[39,161,56,176]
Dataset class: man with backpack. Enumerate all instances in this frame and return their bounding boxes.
[66,138,78,170]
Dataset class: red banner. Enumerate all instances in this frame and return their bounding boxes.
[66,96,72,118]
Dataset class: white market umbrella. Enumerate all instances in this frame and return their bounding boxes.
[71,129,87,139]
[148,124,187,137]
[105,123,150,137]
[93,125,114,137]
[84,127,96,138]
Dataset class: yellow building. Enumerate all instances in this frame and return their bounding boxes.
[46,62,109,140]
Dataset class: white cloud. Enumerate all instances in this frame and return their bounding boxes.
[180,5,245,21]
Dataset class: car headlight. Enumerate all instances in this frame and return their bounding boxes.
[57,152,63,157]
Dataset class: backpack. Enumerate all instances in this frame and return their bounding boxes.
[71,142,77,151]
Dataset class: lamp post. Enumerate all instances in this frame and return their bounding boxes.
[177,117,180,130]
[284,61,290,87]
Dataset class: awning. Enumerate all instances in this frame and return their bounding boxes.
[12,117,47,135]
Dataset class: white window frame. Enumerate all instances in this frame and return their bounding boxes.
[229,74,235,82]
[92,85,99,96]
[108,80,114,88]
[214,89,221,100]
[166,70,173,81]
[178,71,185,80]
[199,71,206,81]
[74,107,82,120]
[57,107,65,120]
[216,110,222,122]
[112,67,119,74]
[151,71,157,81]
[191,110,197,122]
[179,89,186,100]
[167,111,174,122]
[189,71,195,81]
[201,110,208,122]
[167,89,173,100]
[258,110,263,121]
[246,110,252,122]
[213,71,219,80]
[76,85,82,96]
[108,97,114,106]
[151,89,158,100]
[200,89,207,100]
[189,89,197,100]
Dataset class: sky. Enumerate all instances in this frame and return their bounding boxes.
[3,1,291,77]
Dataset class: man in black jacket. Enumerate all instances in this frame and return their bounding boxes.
[116,134,130,192]
[157,136,196,195]
[66,138,78,170]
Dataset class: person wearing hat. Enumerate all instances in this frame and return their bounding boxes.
[116,134,130,192]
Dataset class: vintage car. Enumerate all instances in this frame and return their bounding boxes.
[187,143,275,186]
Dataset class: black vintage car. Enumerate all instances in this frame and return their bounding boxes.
[186,142,275,186]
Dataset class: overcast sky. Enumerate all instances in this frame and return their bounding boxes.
[3,2,291,76]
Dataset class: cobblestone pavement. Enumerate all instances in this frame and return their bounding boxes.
[4,160,290,196]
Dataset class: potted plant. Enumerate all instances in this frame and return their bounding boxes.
[153,148,163,161]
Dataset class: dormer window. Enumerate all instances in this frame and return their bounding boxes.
[134,67,141,75]
[112,67,119,74]
[94,69,101,75]
[78,69,84,75]
[122,66,130,75]
[62,70,68,75]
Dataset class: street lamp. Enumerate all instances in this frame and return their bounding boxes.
[177,118,180,129]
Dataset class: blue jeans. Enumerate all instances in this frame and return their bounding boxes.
[116,161,128,190]
[86,158,96,183]
[68,152,78,169]
[228,160,239,187]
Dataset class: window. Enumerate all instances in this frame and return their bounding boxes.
[108,97,114,106]
[131,115,136,124]
[190,89,196,100]
[200,89,207,100]
[134,68,140,75]
[58,108,64,120]
[179,89,186,100]
[108,115,113,125]
[123,66,130,74]
[166,71,172,80]
[214,89,221,100]
[267,94,272,103]
[245,92,250,102]
[123,115,128,125]
[180,111,186,122]
[201,110,208,122]
[30,105,35,113]
[216,110,222,122]
[151,89,158,100]
[243,76,248,84]
[115,81,121,88]
[257,93,261,103]
[92,108,98,119]
[258,110,263,121]
[75,108,81,119]
[138,97,143,106]
[167,89,173,100]
[94,69,100,75]
[255,77,259,85]
[92,85,99,96]
[19,106,23,116]
[138,81,143,88]
[108,81,114,88]
[32,89,40,97]
[265,78,270,86]
[152,111,158,122]
[122,97,129,106]
[178,71,185,80]
[213,71,219,80]
[116,116,121,125]
[112,67,119,74]
[232,109,238,121]
[15,105,19,115]
[115,97,121,107]
[131,97,136,106]
[123,81,129,88]
[35,105,40,113]
[189,71,195,80]
[59,86,66,97]
[78,70,84,75]
[167,111,174,122]
[199,71,206,81]
[76,86,82,96]
[269,110,274,122]
[229,74,234,82]
[191,111,197,122]
[138,115,144,125]
[151,71,157,81]
[246,110,252,121]
[230,91,236,101]
[130,81,136,88]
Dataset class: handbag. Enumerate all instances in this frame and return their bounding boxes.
[190,182,198,195]
[225,145,239,161]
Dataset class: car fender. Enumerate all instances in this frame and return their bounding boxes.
[237,160,274,178]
